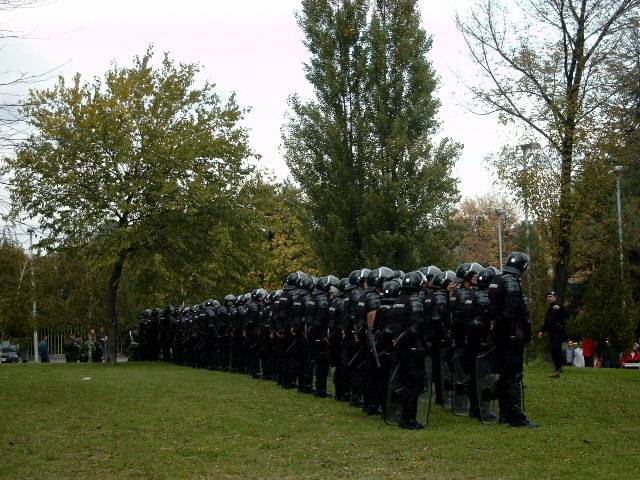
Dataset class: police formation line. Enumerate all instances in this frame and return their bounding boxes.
[137,251,539,430]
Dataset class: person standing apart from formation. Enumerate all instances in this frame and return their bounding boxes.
[538,291,567,378]
[38,335,50,363]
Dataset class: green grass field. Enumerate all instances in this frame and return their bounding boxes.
[1,362,638,479]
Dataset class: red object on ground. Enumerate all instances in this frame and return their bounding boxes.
[621,351,640,365]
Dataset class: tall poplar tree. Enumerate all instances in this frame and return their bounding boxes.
[283,0,459,275]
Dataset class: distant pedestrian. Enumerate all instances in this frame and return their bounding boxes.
[38,335,50,363]
[64,334,79,362]
[582,337,596,367]
[538,291,567,378]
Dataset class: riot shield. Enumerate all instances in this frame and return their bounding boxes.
[438,347,453,409]
[475,347,498,424]
[518,373,526,414]
[451,348,470,416]
[416,355,433,426]
[384,362,403,425]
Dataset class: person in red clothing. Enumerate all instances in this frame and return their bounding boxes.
[582,337,596,368]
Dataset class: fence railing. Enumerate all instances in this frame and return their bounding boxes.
[22,328,131,356]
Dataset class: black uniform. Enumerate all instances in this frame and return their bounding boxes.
[492,272,533,426]
[360,287,382,414]
[245,299,261,377]
[430,287,451,405]
[307,289,331,396]
[541,301,567,373]
[344,285,364,404]
[274,286,296,388]
[291,287,312,392]
[392,290,426,428]
[375,292,397,415]
[467,286,494,417]
[258,299,275,380]
[329,293,349,401]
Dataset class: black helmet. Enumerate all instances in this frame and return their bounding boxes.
[253,288,268,301]
[298,274,315,290]
[393,269,405,278]
[265,291,277,304]
[359,268,371,286]
[203,299,215,309]
[477,267,501,289]
[425,265,442,282]
[401,271,425,290]
[345,270,362,290]
[433,270,457,289]
[503,252,529,275]
[383,279,402,298]
[338,277,349,292]
[223,294,236,304]
[286,271,307,287]
[368,266,395,288]
[317,275,340,292]
[455,262,483,283]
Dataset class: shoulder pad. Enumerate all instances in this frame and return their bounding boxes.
[502,276,521,293]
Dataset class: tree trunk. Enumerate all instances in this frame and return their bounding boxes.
[553,127,576,303]
[105,250,128,365]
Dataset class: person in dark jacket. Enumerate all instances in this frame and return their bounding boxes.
[38,335,50,363]
[538,291,567,378]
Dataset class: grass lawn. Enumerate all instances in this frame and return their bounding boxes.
[1,361,638,479]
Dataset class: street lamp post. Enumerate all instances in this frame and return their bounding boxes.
[496,208,506,270]
[519,143,540,302]
[27,228,39,363]
[613,165,624,282]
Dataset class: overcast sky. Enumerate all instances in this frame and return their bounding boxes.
[2,0,510,217]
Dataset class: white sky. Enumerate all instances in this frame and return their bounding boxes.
[1,0,509,210]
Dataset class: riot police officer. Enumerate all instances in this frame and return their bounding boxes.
[392,271,427,430]
[493,252,539,428]
[276,271,308,389]
[468,267,500,421]
[308,275,339,397]
[430,270,456,405]
[329,278,350,401]
[360,267,395,415]
[450,262,483,415]
[376,278,402,416]
[344,269,369,406]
